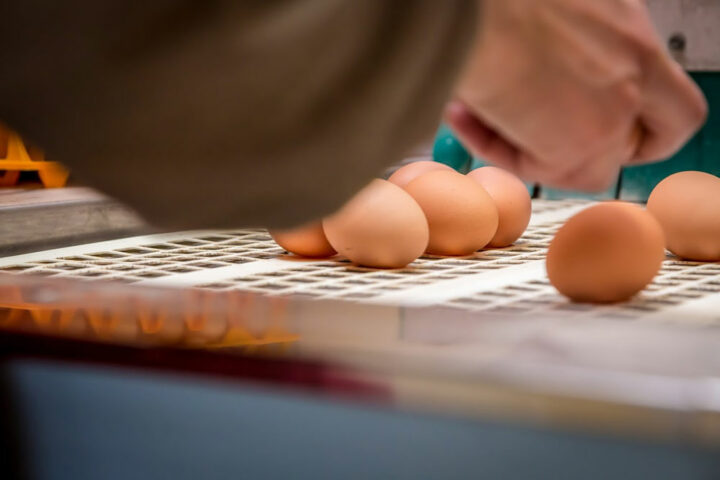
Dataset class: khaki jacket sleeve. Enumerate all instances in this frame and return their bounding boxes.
[0,0,477,229]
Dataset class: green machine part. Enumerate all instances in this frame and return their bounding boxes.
[432,123,473,173]
[432,72,719,202]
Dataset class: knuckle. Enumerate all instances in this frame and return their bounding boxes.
[587,174,616,192]
[622,5,662,55]
[631,33,662,58]
[572,173,616,193]
[551,163,581,185]
[615,80,643,112]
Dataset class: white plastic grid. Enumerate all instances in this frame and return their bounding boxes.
[1,199,719,326]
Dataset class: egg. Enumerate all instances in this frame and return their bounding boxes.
[647,171,720,261]
[404,170,499,255]
[547,202,665,303]
[270,222,336,258]
[388,160,454,188]
[467,166,532,247]
[323,179,429,268]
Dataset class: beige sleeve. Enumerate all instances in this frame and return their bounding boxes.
[0,1,477,229]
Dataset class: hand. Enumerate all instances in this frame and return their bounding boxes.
[447,0,708,191]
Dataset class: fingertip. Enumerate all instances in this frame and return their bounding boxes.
[558,168,620,193]
[443,100,468,121]
[442,102,526,174]
[444,100,484,134]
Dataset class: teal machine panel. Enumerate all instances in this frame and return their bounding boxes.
[433,73,719,202]
[432,123,472,173]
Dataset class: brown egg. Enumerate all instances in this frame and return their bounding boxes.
[404,170,498,255]
[323,179,429,268]
[467,166,532,247]
[547,202,665,303]
[269,222,336,258]
[647,171,720,261]
[388,160,454,188]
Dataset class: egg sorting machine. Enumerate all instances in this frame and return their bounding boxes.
[1,197,720,479]
[1,1,720,479]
